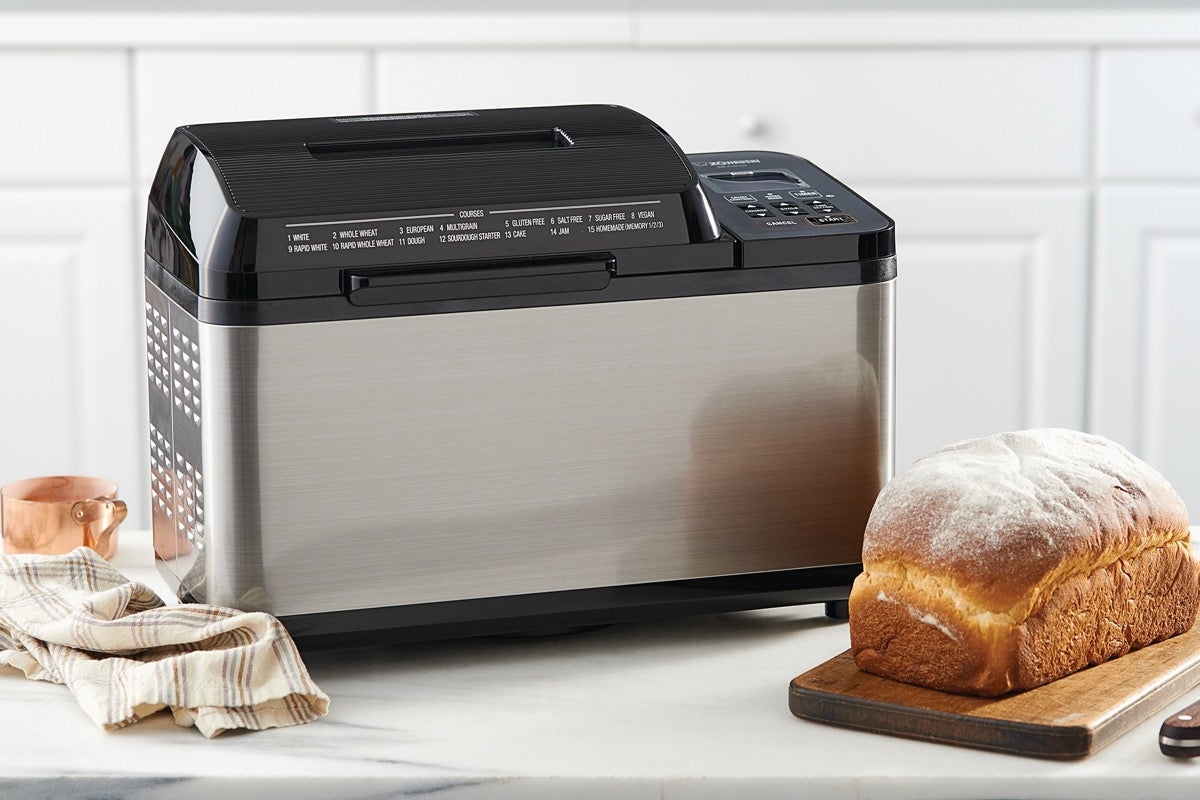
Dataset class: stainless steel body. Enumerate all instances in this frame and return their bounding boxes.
[156,280,893,617]
[143,111,898,635]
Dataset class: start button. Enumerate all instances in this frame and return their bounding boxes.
[806,214,856,225]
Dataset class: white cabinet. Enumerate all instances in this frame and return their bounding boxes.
[0,51,144,525]
[0,188,145,527]
[376,48,1090,183]
[0,51,129,182]
[1095,46,1200,512]
[1092,186,1200,513]
[861,187,1090,470]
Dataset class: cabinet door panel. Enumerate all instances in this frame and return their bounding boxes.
[0,51,129,182]
[1092,187,1200,512]
[1098,49,1200,179]
[376,48,1089,182]
[0,189,146,528]
[862,187,1089,470]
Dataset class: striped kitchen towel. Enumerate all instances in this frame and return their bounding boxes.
[0,547,329,737]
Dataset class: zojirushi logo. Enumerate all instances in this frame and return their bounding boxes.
[698,159,762,167]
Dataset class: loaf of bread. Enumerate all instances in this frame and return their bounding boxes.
[849,428,1197,696]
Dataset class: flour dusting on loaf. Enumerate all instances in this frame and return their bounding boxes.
[850,428,1197,696]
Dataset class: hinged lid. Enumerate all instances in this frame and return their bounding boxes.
[145,105,722,300]
[181,105,700,217]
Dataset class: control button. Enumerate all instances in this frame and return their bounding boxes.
[807,214,857,225]
[790,189,823,199]
[805,200,840,213]
[781,209,806,216]
[739,203,772,217]
[724,194,758,204]
[771,201,807,216]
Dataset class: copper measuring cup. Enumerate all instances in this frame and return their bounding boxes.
[0,476,127,560]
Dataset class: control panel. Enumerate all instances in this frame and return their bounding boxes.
[691,152,888,234]
[689,151,894,268]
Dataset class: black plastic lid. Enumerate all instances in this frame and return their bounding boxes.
[144,107,895,319]
[145,104,725,300]
[181,105,700,217]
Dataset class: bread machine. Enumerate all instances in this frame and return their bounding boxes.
[143,104,895,641]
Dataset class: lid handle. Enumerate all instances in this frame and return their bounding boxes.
[306,128,574,160]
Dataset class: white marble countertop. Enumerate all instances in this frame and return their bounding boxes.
[3,530,1200,799]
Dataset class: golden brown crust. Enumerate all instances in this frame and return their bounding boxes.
[850,573,1012,694]
[849,429,1198,696]
[851,539,1198,695]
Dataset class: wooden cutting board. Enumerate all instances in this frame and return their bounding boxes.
[789,625,1200,759]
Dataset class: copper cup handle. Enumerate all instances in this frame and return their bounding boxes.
[70,497,128,556]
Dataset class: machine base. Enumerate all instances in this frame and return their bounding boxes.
[258,563,862,648]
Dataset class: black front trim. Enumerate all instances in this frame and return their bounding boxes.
[147,254,896,327]
[276,563,862,646]
[345,254,615,305]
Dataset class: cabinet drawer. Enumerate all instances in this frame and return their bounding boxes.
[377,48,1089,182]
[0,51,129,182]
[1098,49,1200,179]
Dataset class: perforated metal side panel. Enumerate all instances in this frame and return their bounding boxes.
[145,302,174,524]
[145,282,205,597]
